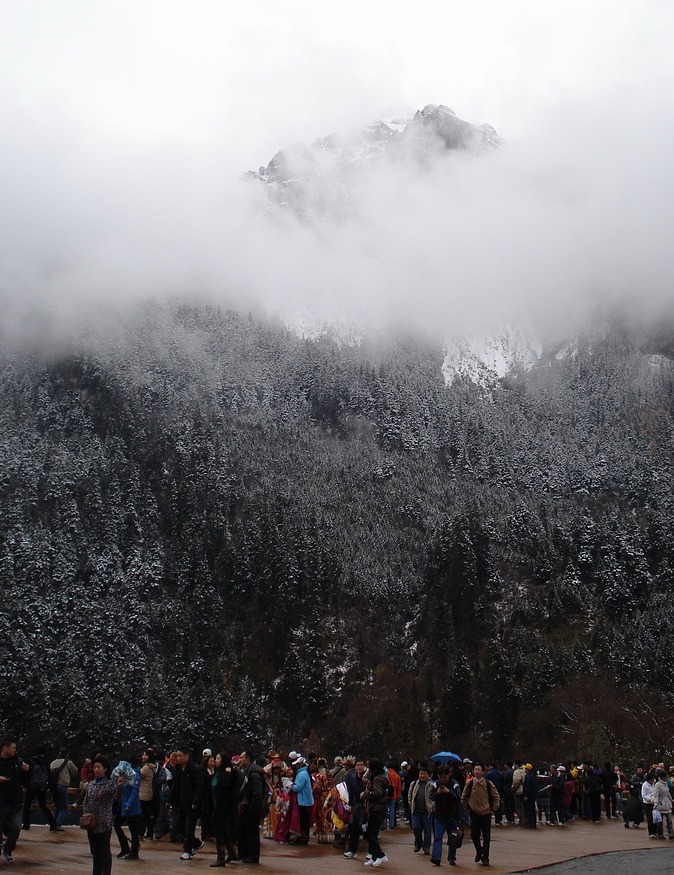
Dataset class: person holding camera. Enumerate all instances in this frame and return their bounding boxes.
[81,756,116,875]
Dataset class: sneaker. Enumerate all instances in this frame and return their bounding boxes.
[364,861,374,867]
[3,851,14,863]
[49,826,65,833]
[371,858,387,867]
[117,851,131,859]
[431,859,441,866]
[181,851,194,860]
[344,852,358,859]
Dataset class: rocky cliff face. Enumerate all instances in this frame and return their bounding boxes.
[248,104,502,220]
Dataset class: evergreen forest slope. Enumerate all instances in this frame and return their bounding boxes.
[2,303,674,761]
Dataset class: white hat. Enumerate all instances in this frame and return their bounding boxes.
[292,755,306,767]
[203,748,212,757]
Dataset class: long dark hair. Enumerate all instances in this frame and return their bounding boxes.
[367,758,383,777]
[216,753,233,771]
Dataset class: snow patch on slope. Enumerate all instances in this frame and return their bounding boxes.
[442,326,542,387]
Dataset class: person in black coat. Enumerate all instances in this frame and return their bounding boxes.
[210,753,240,867]
[485,763,504,826]
[21,752,61,832]
[0,740,29,864]
[501,762,515,825]
[171,746,204,860]
[343,758,367,857]
[237,752,266,864]
[522,764,539,829]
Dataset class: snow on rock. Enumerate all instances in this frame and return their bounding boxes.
[442,325,542,387]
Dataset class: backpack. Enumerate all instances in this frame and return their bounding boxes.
[49,759,69,797]
[586,772,602,793]
[152,764,167,801]
[466,777,494,809]
[30,761,48,792]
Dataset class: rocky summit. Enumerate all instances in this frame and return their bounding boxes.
[248,104,502,220]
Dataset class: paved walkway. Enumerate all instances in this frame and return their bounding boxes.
[9,819,672,874]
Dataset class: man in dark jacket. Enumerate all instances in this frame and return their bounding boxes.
[171,746,204,860]
[430,766,461,866]
[0,740,29,864]
[237,752,266,864]
[22,752,61,832]
[601,762,618,818]
[485,763,504,826]
[501,762,515,825]
[343,758,367,858]
[522,764,539,829]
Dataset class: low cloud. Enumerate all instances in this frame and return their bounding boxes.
[1,76,673,351]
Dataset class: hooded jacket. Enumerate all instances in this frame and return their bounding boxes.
[291,765,314,807]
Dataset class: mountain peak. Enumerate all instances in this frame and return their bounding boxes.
[247,104,502,220]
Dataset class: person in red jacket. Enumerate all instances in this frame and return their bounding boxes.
[386,761,402,829]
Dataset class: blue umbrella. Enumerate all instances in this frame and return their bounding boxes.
[430,751,461,763]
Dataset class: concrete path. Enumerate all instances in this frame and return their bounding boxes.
[9,818,673,874]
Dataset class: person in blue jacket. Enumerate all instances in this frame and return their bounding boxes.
[290,754,314,845]
[112,757,142,860]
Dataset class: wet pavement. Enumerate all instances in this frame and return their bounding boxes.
[9,817,673,874]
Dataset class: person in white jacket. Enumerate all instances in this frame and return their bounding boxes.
[652,770,674,840]
[641,772,657,837]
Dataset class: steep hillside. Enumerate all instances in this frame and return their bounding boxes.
[2,303,674,760]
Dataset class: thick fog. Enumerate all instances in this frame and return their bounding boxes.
[1,1,673,348]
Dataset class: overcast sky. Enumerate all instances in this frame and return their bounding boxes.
[1,0,673,342]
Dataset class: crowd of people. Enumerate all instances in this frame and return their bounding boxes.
[2,736,674,873]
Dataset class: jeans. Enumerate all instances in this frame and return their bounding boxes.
[432,814,459,863]
[388,798,398,829]
[411,810,432,852]
[347,804,365,854]
[656,810,673,839]
[54,784,69,826]
[0,806,21,854]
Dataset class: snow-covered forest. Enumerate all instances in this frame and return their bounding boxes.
[2,302,673,761]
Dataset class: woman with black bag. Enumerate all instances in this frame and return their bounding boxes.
[81,756,116,875]
[362,759,390,867]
